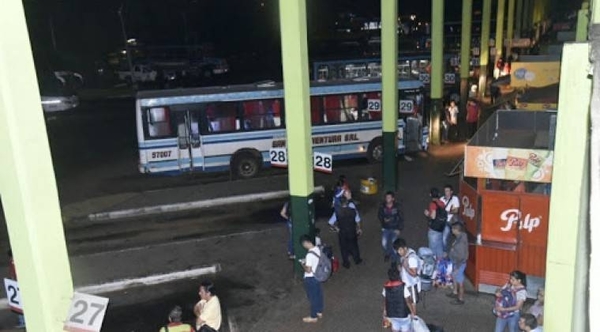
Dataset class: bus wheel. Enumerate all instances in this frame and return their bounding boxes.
[367,137,383,163]
[233,153,260,178]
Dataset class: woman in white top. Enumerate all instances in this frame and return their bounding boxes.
[494,270,528,332]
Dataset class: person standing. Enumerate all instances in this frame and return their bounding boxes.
[194,281,222,332]
[280,200,295,260]
[382,268,411,332]
[378,191,404,263]
[448,222,468,305]
[159,306,195,332]
[328,175,350,225]
[299,234,324,323]
[466,99,480,138]
[393,238,420,318]
[330,196,363,268]
[440,185,460,250]
[7,250,25,328]
[446,101,459,141]
[494,270,528,332]
[423,188,446,259]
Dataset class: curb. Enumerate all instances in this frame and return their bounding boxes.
[0,264,220,309]
[86,186,326,222]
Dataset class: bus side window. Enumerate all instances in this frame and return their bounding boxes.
[323,94,359,124]
[203,102,238,133]
[145,107,172,139]
[242,99,283,130]
[310,96,323,125]
[360,92,381,121]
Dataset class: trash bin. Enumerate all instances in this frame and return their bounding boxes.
[360,178,378,195]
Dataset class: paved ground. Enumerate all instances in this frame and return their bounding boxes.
[0,143,502,332]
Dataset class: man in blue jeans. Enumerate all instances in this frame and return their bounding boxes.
[448,222,468,305]
[299,235,323,323]
[378,191,404,263]
[423,188,445,259]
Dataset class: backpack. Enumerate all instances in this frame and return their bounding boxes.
[418,254,436,280]
[308,251,332,282]
[493,286,525,318]
[428,201,447,232]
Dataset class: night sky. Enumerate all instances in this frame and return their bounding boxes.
[22,0,581,75]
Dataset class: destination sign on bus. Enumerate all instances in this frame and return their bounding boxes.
[272,133,360,148]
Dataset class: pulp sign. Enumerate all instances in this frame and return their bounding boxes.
[500,209,542,233]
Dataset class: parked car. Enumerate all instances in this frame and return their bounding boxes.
[117,64,158,82]
[38,72,79,113]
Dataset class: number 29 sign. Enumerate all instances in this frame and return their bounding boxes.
[64,293,109,332]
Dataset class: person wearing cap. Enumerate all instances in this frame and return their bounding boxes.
[159,306,194,332]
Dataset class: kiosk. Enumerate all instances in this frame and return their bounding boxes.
[459,110,556,293]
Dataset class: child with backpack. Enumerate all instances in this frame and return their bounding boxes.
[493,270,528,332]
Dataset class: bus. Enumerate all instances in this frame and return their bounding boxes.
[136,78,428,177]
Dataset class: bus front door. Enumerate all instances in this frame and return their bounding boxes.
[175,110,203,172]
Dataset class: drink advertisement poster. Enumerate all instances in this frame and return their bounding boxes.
[464,146,553,183]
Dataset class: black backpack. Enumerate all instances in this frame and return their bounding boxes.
[428,201,447,232]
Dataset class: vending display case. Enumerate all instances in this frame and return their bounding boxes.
[459,110,556,291]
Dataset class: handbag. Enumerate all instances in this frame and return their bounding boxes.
[411,316,430,332]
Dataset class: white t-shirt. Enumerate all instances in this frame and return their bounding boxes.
[401,250,420,288]
[447,106,458,125]
[304,246,321,278]
[440,195,460,222]
[531,327,543,332]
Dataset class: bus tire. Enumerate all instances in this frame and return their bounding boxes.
[232,151,261,179]
[367,137,384,163]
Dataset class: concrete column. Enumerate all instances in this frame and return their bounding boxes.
[0,0,74,330]
[381,0,399,191]
[495,0,506,60]
[459,0,473,139]
[515,0,523,38]
[478,0,492,98]
[545,42,591,332]
[522,0,531,36]
[278,0,314,273]
[506,0,516,58]
[430,0,444,145]
[576,2,590,42]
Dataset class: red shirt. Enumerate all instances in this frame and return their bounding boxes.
[429,200,445,217]
[466,103,480,123]
[8,258,16,280]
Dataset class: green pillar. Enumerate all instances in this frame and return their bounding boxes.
[381,0,398,192]
[430,0,444,145]
[495,0,506,61]
[0,0,74,330]
[506,0,516,58]
[278,0,314,274]
[459,0,473,139]
[515,0,523,38]
[522,0,531,36]
[576,2,590,42]
[478,0,492,98]
[545,42,591,332]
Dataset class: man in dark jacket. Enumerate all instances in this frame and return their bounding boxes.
[448,222,468,305]
[331,197,363,269]
[382,267,411,332]
[378,191,404,263]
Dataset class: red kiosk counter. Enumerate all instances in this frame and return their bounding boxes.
[459,110,556,294]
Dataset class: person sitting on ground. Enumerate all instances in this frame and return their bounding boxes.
[518,313,543,332]
[382,267,411,332]
[527,288,544,326]
[159,306,194,332]
[194,281,222,332]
